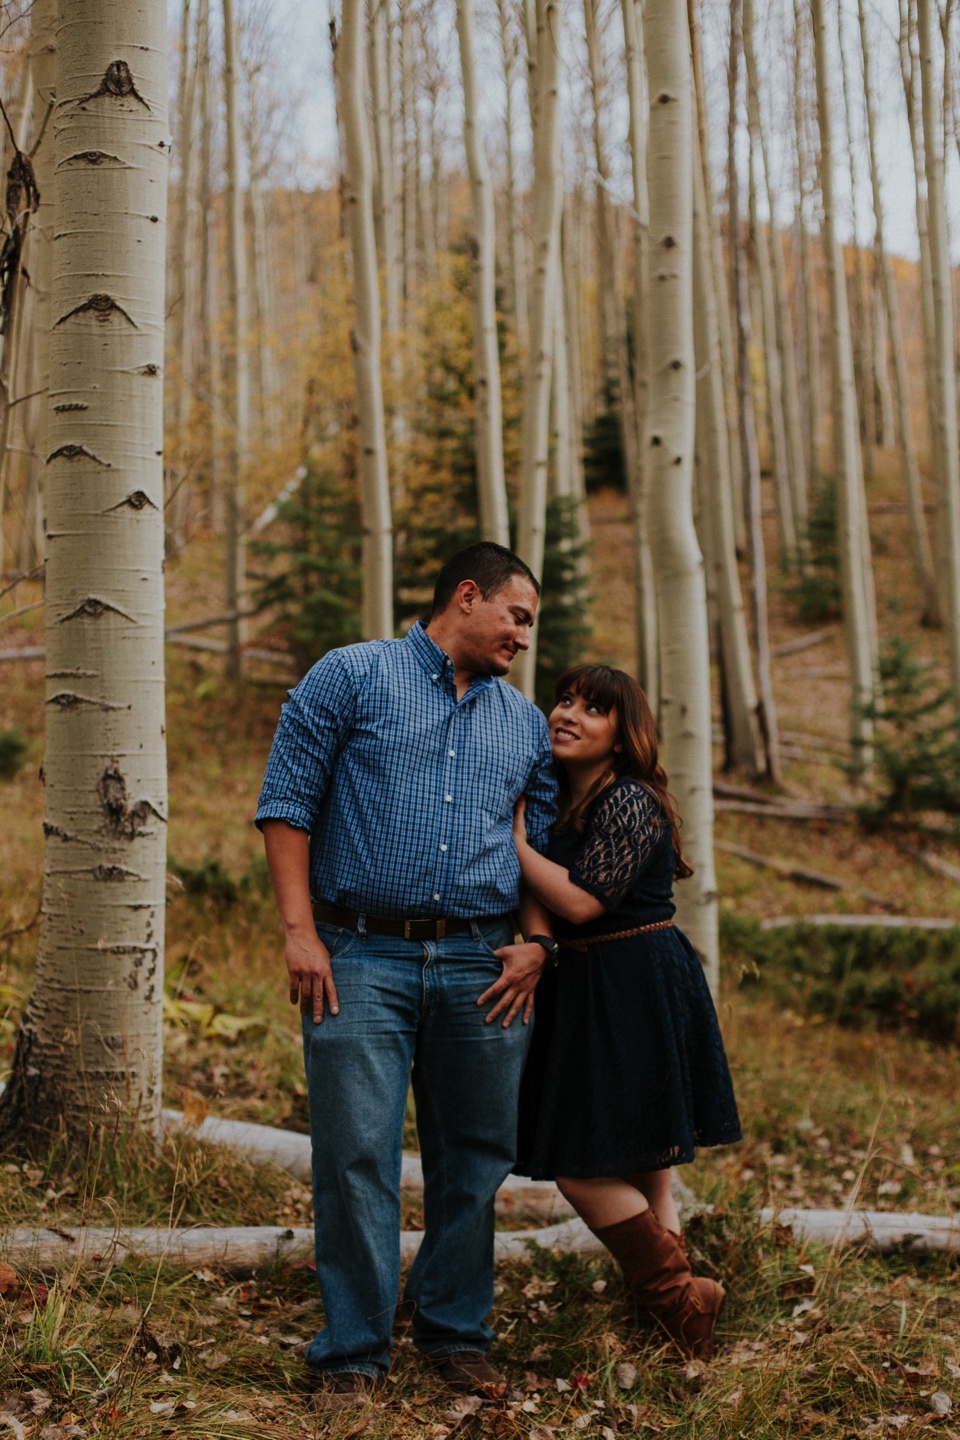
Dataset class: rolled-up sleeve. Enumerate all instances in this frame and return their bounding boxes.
[254,650,357,833]
[522,718,559,854]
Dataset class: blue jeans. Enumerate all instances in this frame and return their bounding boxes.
[301,917,530,1378]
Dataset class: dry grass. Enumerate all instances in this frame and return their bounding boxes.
[2,479,960,1433]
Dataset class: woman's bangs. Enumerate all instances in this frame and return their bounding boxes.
[554,664,621,714]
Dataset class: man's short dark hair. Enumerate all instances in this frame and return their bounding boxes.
[431,543,541,616]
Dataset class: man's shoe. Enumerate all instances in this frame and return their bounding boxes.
[308,1370,378,1413]
[427,1350,507,1399]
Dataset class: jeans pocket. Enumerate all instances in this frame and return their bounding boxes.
[475,923,513,961]
[315,921,359,960]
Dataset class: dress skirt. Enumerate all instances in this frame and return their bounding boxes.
[514,925,742,1180]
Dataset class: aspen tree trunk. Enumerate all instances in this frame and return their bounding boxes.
[621,0,659,705]
[836,4,874,487]
[793,1,822,488]
[690,0,759,774]
[497,0,528,352]
[456,0,509,546]
[168,0,200,555]
[812,0,877,761]
[728,0,780,784]
[369,0,404,456]
[917,0,960,706]
[515,0,563,698]
[860,0,938,623]
[400,0,417,304]
[900,0,942,582]
[0,0,168,1150]
[222,0,249,677]
[198,0,225,537]
[342,0,394,639]
[561,219,589,521]
[872,281,895,451]
[644,0,717,991]
[249,174,280,451]
[744,0,797,564]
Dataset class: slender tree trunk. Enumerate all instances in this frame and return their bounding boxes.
[812,0,877,762]
[369,0,404,458]
[644,0,717,991]
[198,0,224,537]
[249,173,280,452]
[497,0,528,352]
[836,0,874,487]
[222,0,250,676]
[166,0,199,555]
[342,0,394,639]
[561,214,589,527]
[729,0,780,784]
[860,0,938,623]
[794,1,823,486]
[456,0,509,546]
[400,0,417,304]
[690,0,759,774]
[900,0,943,593]
[515,0,563,698]
[872,278,895,451]
[621,0,658,705]
[0,0,169,1151]
[917,0,960,705]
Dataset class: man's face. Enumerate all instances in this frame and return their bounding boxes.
[458,575,539,675]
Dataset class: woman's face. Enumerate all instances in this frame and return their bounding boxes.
[548,689,620,767]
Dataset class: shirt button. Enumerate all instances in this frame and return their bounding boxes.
[445,794,452,802]
[448,749,455,757]
[431,673,438,680]
[433,893,441,901]
[440,844,447,851]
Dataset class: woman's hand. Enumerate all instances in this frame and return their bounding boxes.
[513,795,528,848]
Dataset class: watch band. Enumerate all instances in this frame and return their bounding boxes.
[528,933,560,966]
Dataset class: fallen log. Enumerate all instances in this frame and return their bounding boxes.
[716,842,893,909]
[6,1207,958,1274]
[899,841,960,886]
[0,646,44,663]
[771,627,838,658]
[715,799,852,821]
[761,914,959,931]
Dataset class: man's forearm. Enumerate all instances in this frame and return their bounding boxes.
[262,821,315,935]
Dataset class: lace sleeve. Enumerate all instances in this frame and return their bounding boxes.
[569,782,665,909]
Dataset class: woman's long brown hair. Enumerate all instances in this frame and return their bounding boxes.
[552,664,693,879]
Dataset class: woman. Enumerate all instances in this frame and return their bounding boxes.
[513,664,741,1358]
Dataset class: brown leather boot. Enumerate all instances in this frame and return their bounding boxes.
[592,1208,724,1359]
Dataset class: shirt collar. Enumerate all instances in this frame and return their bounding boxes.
[404,621,494,695]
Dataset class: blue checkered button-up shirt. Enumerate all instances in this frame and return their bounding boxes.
[255,621,559,918]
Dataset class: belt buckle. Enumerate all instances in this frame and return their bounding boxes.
[435,919,446,940]
[403,918,414,940]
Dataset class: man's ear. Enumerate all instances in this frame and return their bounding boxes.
[456,579,481,613]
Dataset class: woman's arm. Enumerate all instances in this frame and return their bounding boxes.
[513,800,606,923]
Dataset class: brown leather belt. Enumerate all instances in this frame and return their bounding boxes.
[312,900,509,942]
[560,918,675,953]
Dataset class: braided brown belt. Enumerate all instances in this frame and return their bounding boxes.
[559,918,675,953]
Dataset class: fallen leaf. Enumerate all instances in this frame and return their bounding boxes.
[928,1392,952,1416]
[0,1266,18,1299]
[149,1404,176,1417]
[39,1427,85,1440]
[571,1374,590,1391]
[0,1416,25,1440]
[591,1279,607,1294]
[616,1363,638,1390]
[444,1397,482,1419]
[555,1378,572,1393]
[528,1427,556,1440]
[203,1351,230,1371]
[722,1387,744,1406]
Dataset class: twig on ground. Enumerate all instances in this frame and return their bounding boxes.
[899,840,960,886]
[771,626,838,658]
[761,914,958,930]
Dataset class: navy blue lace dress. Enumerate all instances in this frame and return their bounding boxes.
[515,778,741,1179]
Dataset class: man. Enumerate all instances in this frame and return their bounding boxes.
[256,542,559,1411]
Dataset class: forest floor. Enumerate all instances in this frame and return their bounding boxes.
[0,466,959,1437]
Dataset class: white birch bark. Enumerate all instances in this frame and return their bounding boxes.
[456,0,509,546]
[872,280,895,451]
[690,2,760,775]
[0,0,168,1148]
[917,0,960,707]
[743,0,796,561]
[643,0,717,992]
[369,0,405,457]
[342,0,394,640]
[497,0,529,352]
[515,0,563,698]
[728,0,780,785]
[621,0,659,705]
[793,4,823,489]
[222,0,249,677]
[400,0,417,304]
[860,0,938,624]
[249,174,280,451]
[812,0,877,762]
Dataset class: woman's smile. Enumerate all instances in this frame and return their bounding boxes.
[548,690,619,766]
